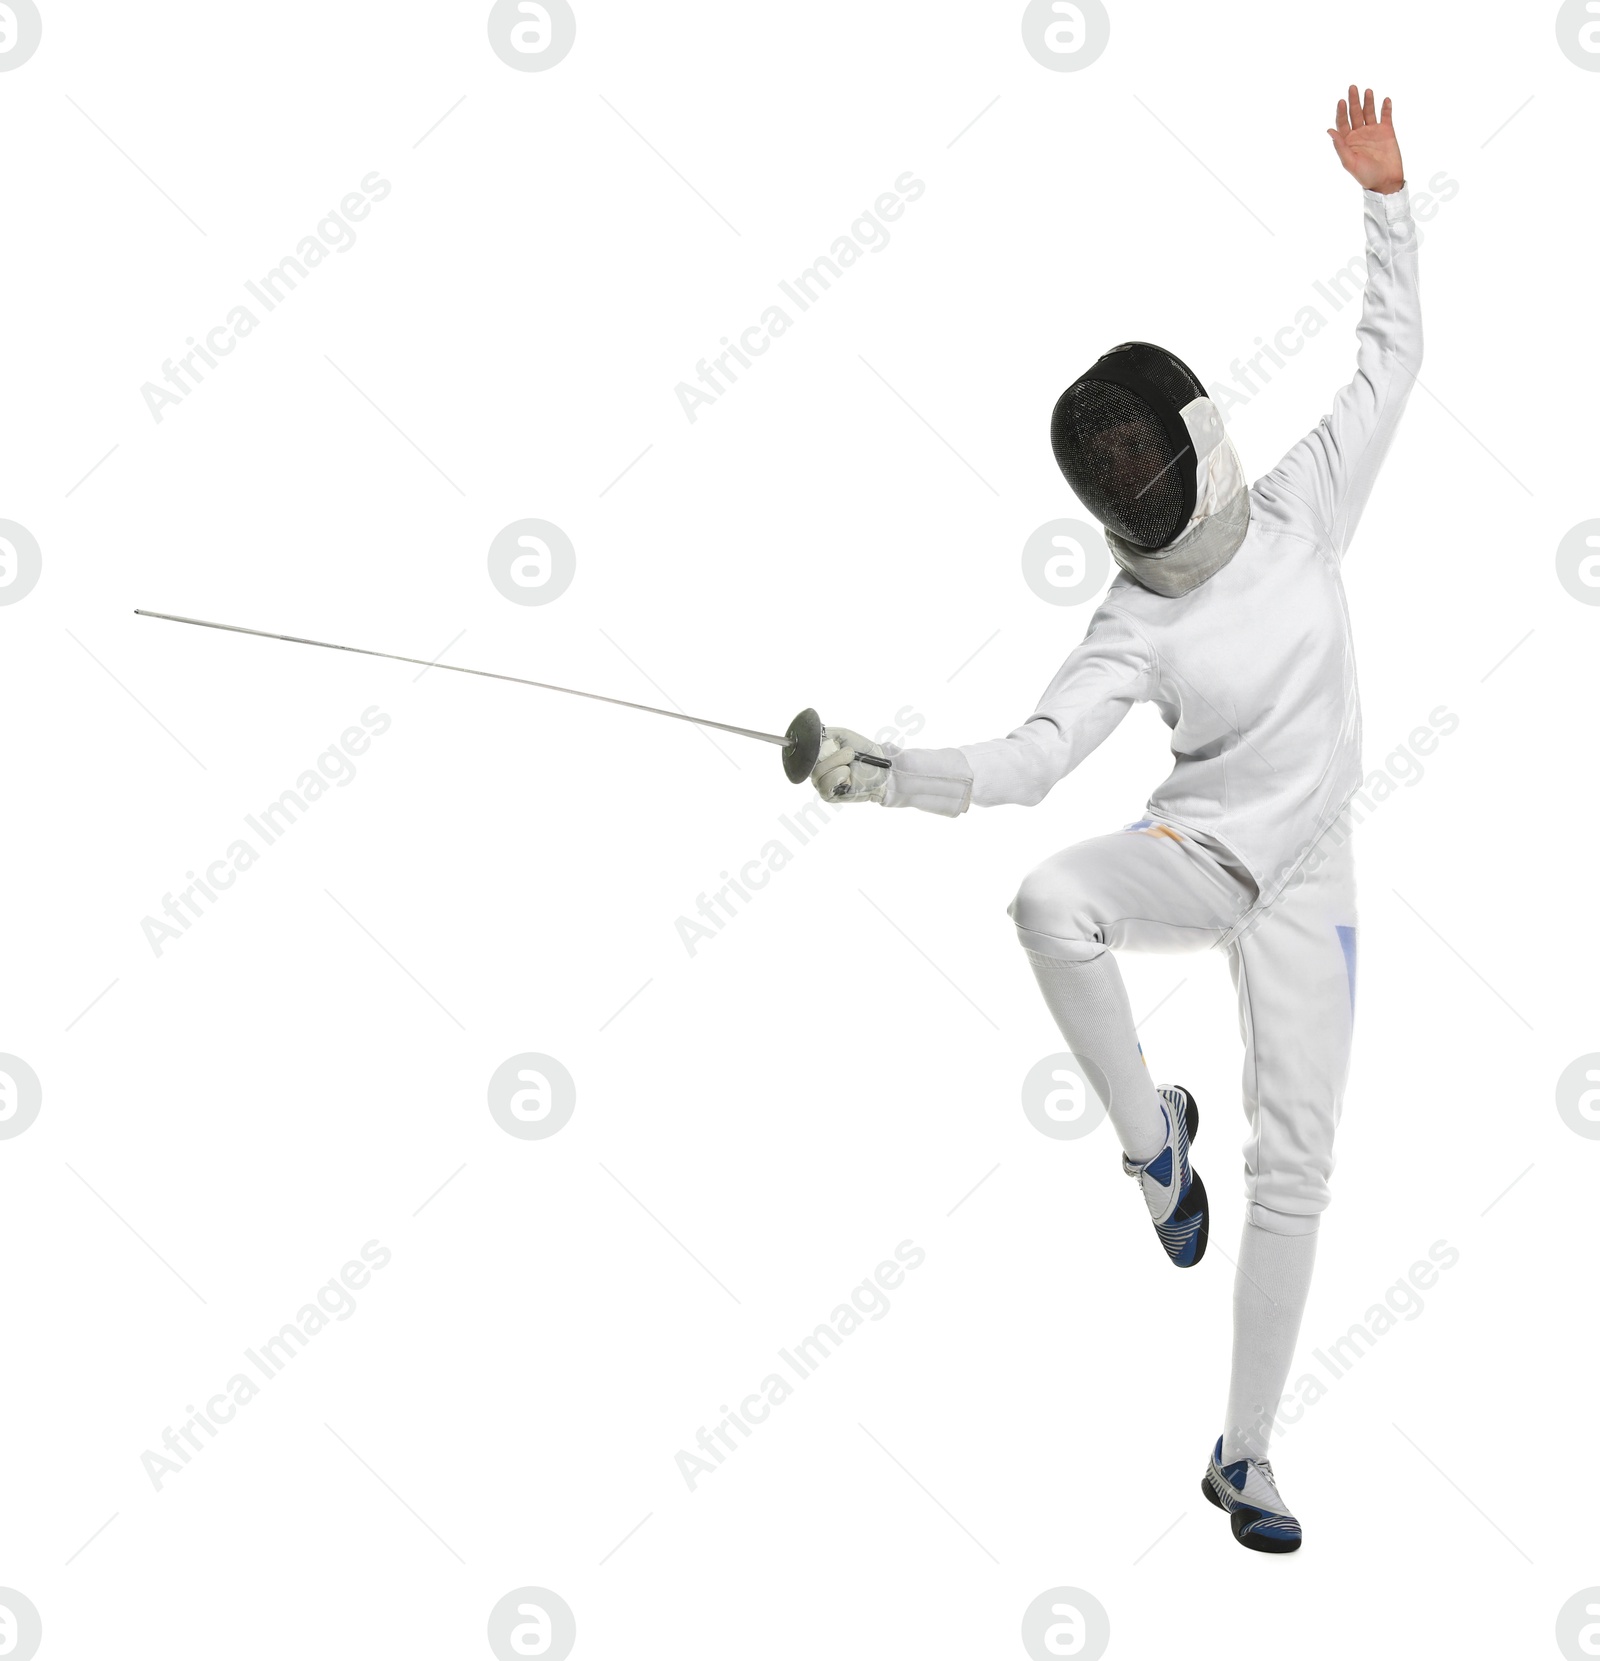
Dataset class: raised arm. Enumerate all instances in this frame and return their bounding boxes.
[1254,88,1422,559]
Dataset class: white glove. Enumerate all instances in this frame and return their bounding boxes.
[811,726,891,804]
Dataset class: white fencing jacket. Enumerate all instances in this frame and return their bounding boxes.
[885,186,1422,912]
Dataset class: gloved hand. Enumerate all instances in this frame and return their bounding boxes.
[811,726,891,803]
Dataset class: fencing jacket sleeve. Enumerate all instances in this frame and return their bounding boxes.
[883,609,1151,815]
[884,185,1420,833]
[1249,186,1423,558]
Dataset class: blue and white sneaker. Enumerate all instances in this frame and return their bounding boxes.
[1122,1084,1208,1268]
[1202,1438,1302,1553]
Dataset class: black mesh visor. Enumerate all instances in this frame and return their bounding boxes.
[1050,343,1206,551]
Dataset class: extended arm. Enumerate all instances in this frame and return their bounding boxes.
[1254,88,1422,558]
[815,606,1151,815]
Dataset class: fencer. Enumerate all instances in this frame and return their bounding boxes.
[812,88,1419,1553]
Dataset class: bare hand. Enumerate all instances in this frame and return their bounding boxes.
[1328,86,1404,194]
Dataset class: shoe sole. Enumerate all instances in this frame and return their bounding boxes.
[1181,1092,1199,1144]
[1176,1166,1209,1267]
[1166,1088,1207,1268]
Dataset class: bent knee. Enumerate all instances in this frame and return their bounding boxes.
[1009,864,1101,955]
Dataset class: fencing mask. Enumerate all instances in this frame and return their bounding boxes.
[1050,342,1249,597]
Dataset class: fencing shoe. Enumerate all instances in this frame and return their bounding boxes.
[1122,1085,1208,1267]
[1202,1437,1302,1553]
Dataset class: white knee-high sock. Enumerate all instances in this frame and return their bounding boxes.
[1025,948,1164,1161]
[1221,1219,1319,1463]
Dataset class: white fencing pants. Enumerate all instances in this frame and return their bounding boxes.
[1010,820,1358,1232]
[1011,819,1358,1458]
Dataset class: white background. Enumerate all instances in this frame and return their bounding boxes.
[2,1,1596,1656]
